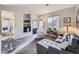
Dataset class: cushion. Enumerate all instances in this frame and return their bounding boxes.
[50,41,62,51]
[51,45,62,51]
[55,36,65,43]
[59,41,69,50]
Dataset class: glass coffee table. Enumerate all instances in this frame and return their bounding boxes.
[37,38,60,54]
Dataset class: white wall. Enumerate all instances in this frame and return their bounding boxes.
[0,5,2,54]
[1,5,38,39]
[40,7,76,34]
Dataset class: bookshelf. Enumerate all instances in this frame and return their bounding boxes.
[23,14,31,32]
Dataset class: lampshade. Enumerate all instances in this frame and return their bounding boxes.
[60,26,75,34]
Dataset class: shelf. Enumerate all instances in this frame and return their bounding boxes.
[23,14,31,32]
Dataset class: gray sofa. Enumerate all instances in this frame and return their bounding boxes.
[66,38,79,54]
[48,46,73,54]
[36,34,79,54]
[36,38,79,54]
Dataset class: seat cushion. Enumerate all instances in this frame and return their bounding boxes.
[59,41,69,49]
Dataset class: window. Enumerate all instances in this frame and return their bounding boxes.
[48,16,59,30]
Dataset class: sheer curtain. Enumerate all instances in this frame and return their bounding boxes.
[37,20,45,38]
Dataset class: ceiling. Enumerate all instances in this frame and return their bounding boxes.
[1,4,76,15]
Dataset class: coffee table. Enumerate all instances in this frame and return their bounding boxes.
[37,38,60,54]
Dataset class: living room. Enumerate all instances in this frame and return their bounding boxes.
[0,4,79,54]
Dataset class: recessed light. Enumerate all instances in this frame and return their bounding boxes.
[46,4,49,6]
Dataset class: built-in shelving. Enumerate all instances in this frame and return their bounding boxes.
[23,14,31,32]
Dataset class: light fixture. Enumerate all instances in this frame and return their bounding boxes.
[46,4,49,6]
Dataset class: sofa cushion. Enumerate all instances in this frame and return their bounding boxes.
[50,42,62,51]
[55,36,65,43]
[48,46,62,54]
[48,46,72,54]
[59,41,69,49]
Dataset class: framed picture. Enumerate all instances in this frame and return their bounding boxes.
[63,17,71,23]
